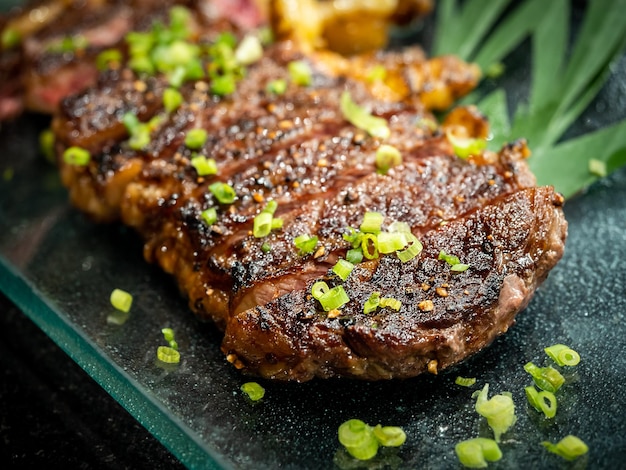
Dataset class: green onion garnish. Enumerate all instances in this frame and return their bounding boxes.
[523,362,565,393]
[156,345,180,364]
[161,327,178,350]
[317,285,350,312]
[338,420,406,461]
[163,87,183,113]
[266,78,287,95]
[261,242,271,253]
[241,381,265,401]
[311,281,330,300]
[201,207,217,226]
[446,128,487,159]
[288,60,312,86]
[361,233,379,260]
[377,231,407,254]
[253,211,273,238]
[455,437,502,468]
[372,425,406,447]
[234,35,263,65]
[455,376,477,387]
[388,220,411,234]
[1,27,21,50]
[211,73,237,96]
[396,233,423,263]
[185,128,208,149]
[294,234,318,255]
[360,211,384,234]
[542,435,588,461]
[209,182,237,204]
[363,292,381,314]
[39,128,55,163]
[375,144,402,174]
[338,419,379,461]
[346,248,364,264]
[474,384,516,442]
[379,297,402,311]
[525,385,557,419]
[191,155,217,176]
[438,250,469,272]
[62,146,91,166]
[332,259,355,281]
[110,288,133,313]
[544,344,581,367]
[340,91,390,140]
[343,227,363,248]
[96,48,122,71]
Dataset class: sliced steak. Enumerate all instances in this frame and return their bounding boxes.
[50,8,565,381]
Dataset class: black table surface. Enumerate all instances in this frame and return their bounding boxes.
[0,292,186,469]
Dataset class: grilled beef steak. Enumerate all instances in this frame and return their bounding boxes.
[46,6,566,380]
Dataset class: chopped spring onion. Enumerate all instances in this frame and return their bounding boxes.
[317,285,350,312]
[294,234,318,255]
[439,249,470,272]
[39,128,55,163]
[372,425,406,447]
[375,144,402,174]
[211,73,237,96]
[544,344,580,367]
[209,182,237,204]
[110,288,133,313]
[455,376,477,387]
[63,146,91,166]
[360,211,384,233]
[163,87,183,113]
[361,233,379,260]
[156,345,180,364]
[523,362,565,393]
[343,227,363,248]
[455,438,502,468]
[253,211,273,238]
[363,292,381,314]
[474,384,516,442]
[311,281,330,300]
[266,78,287,95]
[379,297,402,311]
[185,128,208,149]
[235,35,263,65]
[161,327,178,350]
[396,233,423,263]
[191,155,218,176]
[525,385,557,419]
[263,199,278,215]
[346,248,364,264]
[271,218,284,230]
[338,419,407,461]
[288,60,312,86]
[542,435,588,461]
[332,259,355,281]
[201,207,218,226]
[96,48,122,70]
[241,381,265,401]
[377,231,407,254]
[1,28,20,49]
[388,220,411,234]
[261,242,271,253]
[338,419,379,461]
[340,91,390,140]
[445,127,487,159]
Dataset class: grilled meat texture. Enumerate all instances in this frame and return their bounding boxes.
[51,22,565,380]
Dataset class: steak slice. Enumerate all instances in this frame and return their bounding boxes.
[50,9,566,381]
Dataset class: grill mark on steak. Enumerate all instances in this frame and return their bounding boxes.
[222,187,566,380]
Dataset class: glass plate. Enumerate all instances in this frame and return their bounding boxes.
[1,9,625,470]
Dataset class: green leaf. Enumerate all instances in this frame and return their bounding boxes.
[476,88,510,150]
[530,120,626,198]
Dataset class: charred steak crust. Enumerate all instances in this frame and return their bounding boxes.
[48,12,567,380]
